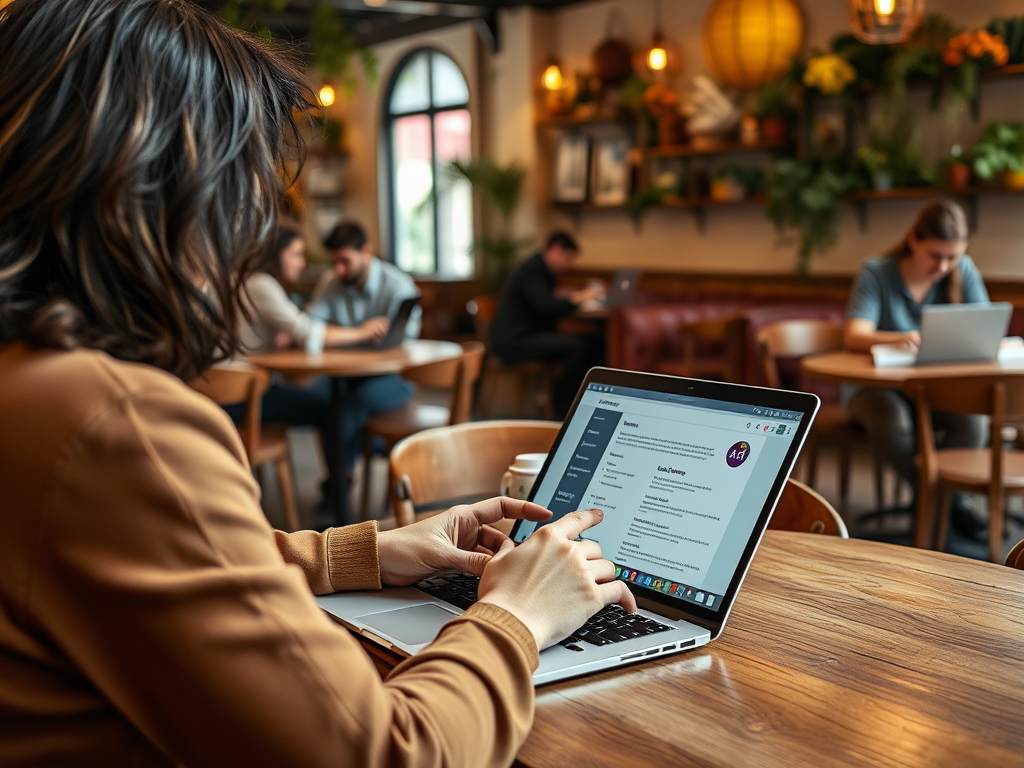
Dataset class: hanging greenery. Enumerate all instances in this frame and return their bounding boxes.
[220,1,377,90]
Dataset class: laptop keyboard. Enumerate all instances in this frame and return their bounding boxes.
[415,573,674,649]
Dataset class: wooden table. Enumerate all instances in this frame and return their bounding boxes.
[357,532,1024,767]
[802,350,1024,387]
[248,340,462,525]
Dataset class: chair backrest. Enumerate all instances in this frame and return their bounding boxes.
[389,420,562,527]
[400,341,486,425]
[188,363,269,461]
[770,478,849,537]
[1005,536,1024,569]
[467,294,497,343]
[757,319,845,389]
[910,377,1024,527]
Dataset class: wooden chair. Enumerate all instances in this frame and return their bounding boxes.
[389,420,562,528]
[910,376,1024,562]
[468,294,556,419]
[1005,536,1024,569]
[655,315,742,382]
[770,478,849,537]
[359,341,486,520]
[757,319,886,511]
[188,363,300,531]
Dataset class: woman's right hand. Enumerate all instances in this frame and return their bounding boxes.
[476,509,636,652]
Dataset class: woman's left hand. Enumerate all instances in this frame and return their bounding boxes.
[376,497,553,586]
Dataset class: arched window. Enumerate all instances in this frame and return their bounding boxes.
[383,48,473,278]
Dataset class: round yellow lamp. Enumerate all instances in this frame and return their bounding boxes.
[702,0,805,91]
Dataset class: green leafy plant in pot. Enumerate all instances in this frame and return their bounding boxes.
[445,158,532,290]
[754,75,798,145]
[971,121,1024,190]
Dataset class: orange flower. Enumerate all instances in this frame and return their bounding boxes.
[943,30,1009,68]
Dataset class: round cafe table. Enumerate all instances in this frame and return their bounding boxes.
[247,340,462,527]
[801,350,1024,387]
[801,351,1024,548]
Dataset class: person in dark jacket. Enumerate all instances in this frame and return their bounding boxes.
[492,231,606,418]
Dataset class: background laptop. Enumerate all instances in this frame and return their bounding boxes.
[915,303,1012,365]
[603,268,641,308]
[362,295,420,349]
[317,368,819,684]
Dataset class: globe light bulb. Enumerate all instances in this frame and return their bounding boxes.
[874,0,895,17]
[542,64,563,91]
[648,46,668,72]
[318,85,336,107]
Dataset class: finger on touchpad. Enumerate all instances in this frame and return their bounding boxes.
[356,604,460,645]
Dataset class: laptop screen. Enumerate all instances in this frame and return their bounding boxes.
[512,377,807,614]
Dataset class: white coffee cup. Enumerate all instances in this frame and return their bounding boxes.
[500,452,547,501]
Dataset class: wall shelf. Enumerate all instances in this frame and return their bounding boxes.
[842,185,1024,232]
[536,112,635,129]
[640,141,790,160]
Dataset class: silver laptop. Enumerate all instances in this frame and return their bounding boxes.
[317,368,819,685]
[916,303,1012,365]
[602,268,641,308]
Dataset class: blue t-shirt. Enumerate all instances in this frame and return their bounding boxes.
[847,254,989,331]
[843,254,989,403]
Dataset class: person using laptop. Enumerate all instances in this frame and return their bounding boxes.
[843,200,989,536]
[307,220,420,466]
[492,231,607,418]
[0,2,632,766]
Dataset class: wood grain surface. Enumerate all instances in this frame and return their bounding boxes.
[802,351,1024,387]
[350,532,1024,767]
[514,532,1024,767]
[246,340,462,378]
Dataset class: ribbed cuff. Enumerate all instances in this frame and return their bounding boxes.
[461,602,540,671]
[326,521,381,592]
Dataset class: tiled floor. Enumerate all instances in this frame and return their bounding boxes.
[259,423,1024,563]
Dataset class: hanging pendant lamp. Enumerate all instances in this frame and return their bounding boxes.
[848,0,924,45]
[636,0,682,81]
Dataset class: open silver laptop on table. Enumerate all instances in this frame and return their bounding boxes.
[915,303,1012,364]
[317,368,819,685]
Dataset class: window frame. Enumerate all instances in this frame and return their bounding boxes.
[381,46,472,278]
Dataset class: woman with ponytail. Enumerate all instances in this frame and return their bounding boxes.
[845,200,989,536]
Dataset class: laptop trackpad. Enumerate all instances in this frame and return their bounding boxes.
[357,604,460,645]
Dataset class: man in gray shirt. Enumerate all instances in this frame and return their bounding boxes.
[307,221,420,472]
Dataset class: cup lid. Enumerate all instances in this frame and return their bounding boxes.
[510,452,547,472]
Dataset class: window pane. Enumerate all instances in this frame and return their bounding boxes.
[392,114,435,274]
[434,110,473,278]
[390,52,430,115]
[431,52,469,108]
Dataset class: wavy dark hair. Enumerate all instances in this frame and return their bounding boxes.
[0,0,314,379]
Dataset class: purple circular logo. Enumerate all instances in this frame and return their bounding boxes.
[726,441,751,468]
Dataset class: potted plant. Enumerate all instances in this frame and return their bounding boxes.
[971,121,1024,190]
[445,158,532,289]
[856,110,936,191]
[946,144,972,188]
[754,75,798,145]
[710,165,765,202]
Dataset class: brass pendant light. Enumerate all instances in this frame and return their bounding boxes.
[848,0,925,44]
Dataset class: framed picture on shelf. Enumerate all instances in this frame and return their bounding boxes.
[591,136,631,206]
[310,204,346,239]
[552,134,591,203]
[303,156,348,197]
